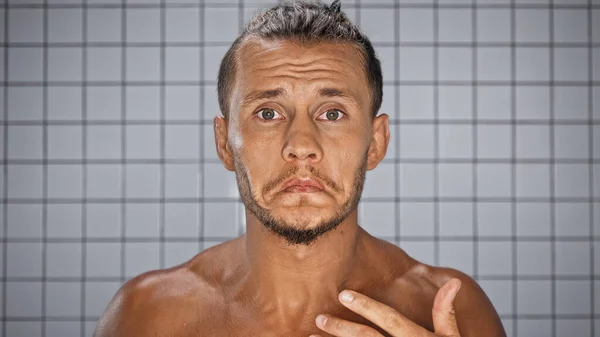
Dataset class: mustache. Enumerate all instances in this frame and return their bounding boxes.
[262,165,342,195]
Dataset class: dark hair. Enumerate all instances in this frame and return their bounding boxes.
[217,0,383,119]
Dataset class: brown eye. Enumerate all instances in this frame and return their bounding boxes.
[257,108,280,120]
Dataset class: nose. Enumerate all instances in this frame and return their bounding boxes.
[282,118,323,164]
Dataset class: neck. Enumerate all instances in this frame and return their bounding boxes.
[242,208,365,319]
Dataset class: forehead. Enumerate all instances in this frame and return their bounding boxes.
[232,39,371,106]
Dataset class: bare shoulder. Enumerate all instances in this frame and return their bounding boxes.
[373,239,506,337]
[93,239,241,337]
[409,263,507,337]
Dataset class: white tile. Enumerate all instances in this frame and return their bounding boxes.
[127,8,161,42]
[399,48,434,82]
[126,47,160,82]
[554,86,589,120]
[8,87,43,121]
[204,7,239,43]
[399,163,435,198]
[555,164,589,198]
[477,125,512,159]
[438,47,472,81]
[479,280,513,316]
[517,241,552,275]
[554,125,589,159]
[7,204,42,238]
[438,125,472,159]
[438,86,472,119]
[7,243,42,277]
[438,163,473,197]
[516,9,550,43]
[165,203,200,237]
[48,8,83,43]
[438,8,472,42]
[359,202,395,237]
[554,48,588,82]
[477,9,510,42]
[554,9,588,43]
[439,241,474,275]
[555,242,590,275]
[125,242,160,278]
[125,164,161,198]
[517,280,552,314]
[48,47,82,81]
[477,164,511,198]
[556,280,591,315]
[399,8,433,42]
[399,86,434,120]
[8,47,43,81]
[516,164,550,198]
[439,202,473,236]
[166,86,201,120]
[166,47,201,81]
[46,243,82,277]
[166,7,200,43]
[86,204,121,238]
[477,86,511,120]
[399,125,435,159]
[125,203,160,238]
[400,202,434,236]
[362,162,395,198]
[516,86,550,120]
[86,243,121,278]
[516,202,551,237]
[516,47,550,82]
[87,86,122,120]
[126,86,160,120]
[360,8,395,43]
[9,9,43,43]
[477,202,512,237]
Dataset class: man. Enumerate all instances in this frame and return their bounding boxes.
[94,1,506,336]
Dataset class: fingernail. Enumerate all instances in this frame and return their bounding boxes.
[316,314,327,327]
[340,290,354,303]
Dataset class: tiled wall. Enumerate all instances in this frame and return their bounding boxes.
[1,0,599,336]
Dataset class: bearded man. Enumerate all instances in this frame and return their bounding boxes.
[94,1,506,336]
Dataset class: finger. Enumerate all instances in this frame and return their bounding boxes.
[432,278,462,336]
[337,290,424,335]
[315,314,382,337]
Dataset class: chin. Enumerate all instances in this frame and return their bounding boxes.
[270,208,332,229]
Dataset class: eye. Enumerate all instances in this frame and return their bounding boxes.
[256,108,282,120]
[318,109,345,121]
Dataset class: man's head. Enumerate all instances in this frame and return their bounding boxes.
[213,0,390,246]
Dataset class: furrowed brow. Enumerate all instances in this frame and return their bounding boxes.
[241,88,286,106]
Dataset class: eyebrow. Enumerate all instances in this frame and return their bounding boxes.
[240,87,358,106]
[242,88,286,106]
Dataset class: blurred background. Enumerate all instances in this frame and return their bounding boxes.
[0,0,598,336]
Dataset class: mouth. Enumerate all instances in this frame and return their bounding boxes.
[280,178,326,193]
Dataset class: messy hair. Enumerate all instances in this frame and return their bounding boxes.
[217,0,383,119]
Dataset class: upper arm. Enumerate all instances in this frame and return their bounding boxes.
[443,269,507,337]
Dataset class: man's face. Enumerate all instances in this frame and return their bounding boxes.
[215,39,389,245]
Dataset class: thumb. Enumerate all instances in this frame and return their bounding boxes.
[432,278,462,337]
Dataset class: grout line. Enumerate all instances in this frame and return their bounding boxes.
[80,0,88,335]
[549,2,556,336]
[41,1,48,336]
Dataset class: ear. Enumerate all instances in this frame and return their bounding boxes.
[214,116,235,171]
[366,113,390,170]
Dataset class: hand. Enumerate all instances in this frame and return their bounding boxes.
[310,278,462,337]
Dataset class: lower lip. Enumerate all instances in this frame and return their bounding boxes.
[283,185,324,193]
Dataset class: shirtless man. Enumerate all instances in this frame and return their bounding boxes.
[94,1,506,336]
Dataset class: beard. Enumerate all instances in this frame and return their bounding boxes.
[233,154,367,246]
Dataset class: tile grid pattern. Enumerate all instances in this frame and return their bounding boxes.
[0,0,598,336]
